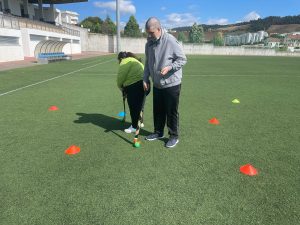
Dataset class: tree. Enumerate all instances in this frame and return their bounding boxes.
[92,22,102,33]
[80,16,103,25]
[212,32,224,46]
[124,15,141,37]
[177,31,187,42]
[102,16,117,35]
[189,23,204,43]
[80,17,103,33]
[270,33,285,39]
[249,18,266,32]
[80,20,93,30]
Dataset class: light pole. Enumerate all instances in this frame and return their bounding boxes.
[116,0,121,53]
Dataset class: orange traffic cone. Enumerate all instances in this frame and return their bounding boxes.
[48,106,59,111]
[240,164,258,176]
[65,145,80,155]
[209,117,220,125]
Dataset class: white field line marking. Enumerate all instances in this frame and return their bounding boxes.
[81,59,108,65]
[0,59,114,97]
[186,74,300,77]
[86,73,300,77]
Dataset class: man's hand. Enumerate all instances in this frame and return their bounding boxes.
[143,81,149,91]
[160,66,172,76]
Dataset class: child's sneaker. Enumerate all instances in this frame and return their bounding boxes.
[124,125,136,133]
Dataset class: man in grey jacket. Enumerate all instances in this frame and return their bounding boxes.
[143,17,187,148]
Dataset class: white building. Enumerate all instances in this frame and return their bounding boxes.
[225,31,268,46]
[54,9,79,26]
[0,0,86,62]
[60,10,79,25]
[265,37,282,48]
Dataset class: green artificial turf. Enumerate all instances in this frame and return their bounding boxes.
[0,55,299,225]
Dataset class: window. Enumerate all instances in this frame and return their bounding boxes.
[48,37,60,41]
[62,38,71,43]
[0,36,20,46]
[0,2,3,12]
[30,34,47,41]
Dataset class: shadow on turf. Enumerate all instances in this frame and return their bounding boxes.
[74,113,152,145]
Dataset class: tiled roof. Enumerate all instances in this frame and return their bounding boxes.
[267,37,282,42]
[287,34,300,40]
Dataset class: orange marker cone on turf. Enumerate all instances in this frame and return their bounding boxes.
[240,164,258,176]
[48,106,59,111]
[65,145,80,155]
[209,117,220,125]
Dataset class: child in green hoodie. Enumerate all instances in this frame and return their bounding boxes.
[117,52,147,133]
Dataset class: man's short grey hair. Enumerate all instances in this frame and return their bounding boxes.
[145,17,161,30]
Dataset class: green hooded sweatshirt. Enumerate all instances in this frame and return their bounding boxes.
[117,57,144,89]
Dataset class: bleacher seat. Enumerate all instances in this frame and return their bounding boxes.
[37,52,71,64]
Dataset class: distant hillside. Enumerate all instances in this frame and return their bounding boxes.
[267,24,300,33]
[173,15,300,34]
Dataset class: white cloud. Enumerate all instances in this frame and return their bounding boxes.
[120,21,126,29]
[94,0,136,15]
[161,6,166,11]
[163,13,200,28]
[243,11,261,22]
[206,18,229,25]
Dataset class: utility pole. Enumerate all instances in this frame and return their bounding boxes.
[116,0,121,53]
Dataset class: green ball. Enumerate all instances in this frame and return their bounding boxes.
[134,142,141,148]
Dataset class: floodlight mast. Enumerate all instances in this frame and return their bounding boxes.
[116,0,121,53]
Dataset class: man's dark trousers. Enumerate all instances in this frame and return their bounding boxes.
[153,84,181,138]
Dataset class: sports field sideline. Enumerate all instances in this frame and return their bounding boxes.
[0,55,299,225]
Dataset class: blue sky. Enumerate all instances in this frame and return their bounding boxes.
[57,0,300,28]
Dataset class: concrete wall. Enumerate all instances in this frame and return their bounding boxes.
[80,26,88,51]
[182,43,300,56]
[182,44,278,56]
[66,26,145,54]
[62,42,81,55]
[83,33,300,57]
[0,45,24,62]
[84,33,146,53]
[61,23,87,51]
[0,28,24,62]
[85,33,112,52]
[118,37,146,53]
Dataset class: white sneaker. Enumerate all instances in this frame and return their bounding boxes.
[124,125,136,133]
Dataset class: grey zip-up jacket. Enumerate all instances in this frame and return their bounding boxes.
[143,30,187,89]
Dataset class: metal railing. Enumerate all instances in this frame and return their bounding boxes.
[0,13,80,37]
[0,13,20,29]
[61,26,80,37]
